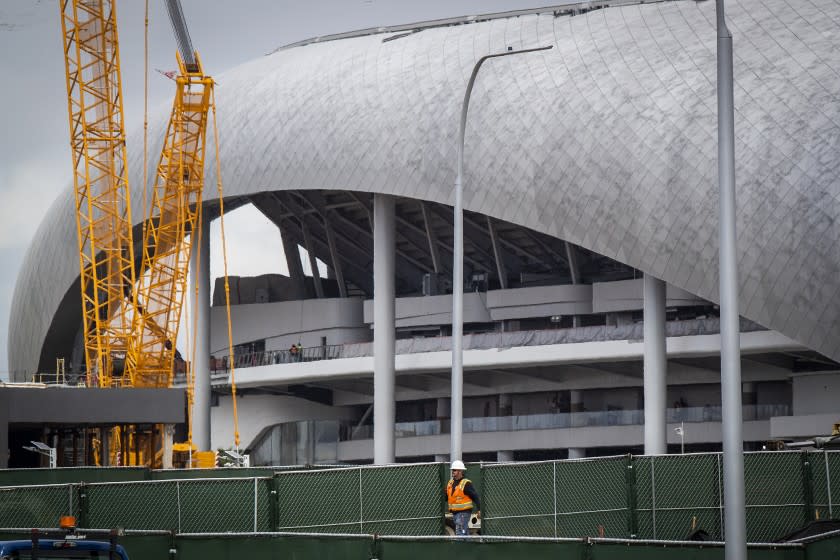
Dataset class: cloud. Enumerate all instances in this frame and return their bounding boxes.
[0,248,21,379]
[0,156,66,250]
[209,204,288,283]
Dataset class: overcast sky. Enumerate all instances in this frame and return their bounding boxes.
[0,0,560,377]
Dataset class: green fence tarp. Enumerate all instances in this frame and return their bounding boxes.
[0,452,837,543]
[83,477,272,532]
[482,456,630,538]
[274,464,444,535]
[635,454,723,540]
[0,468,148,487]
[175,533,374,560]
[4,528,838,560]
[744,452,808,542]
[0,484,78,528]
[149,467,278,480]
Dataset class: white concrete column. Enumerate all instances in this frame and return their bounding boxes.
[162,425,174,469]
[568,448,584,460]
[497,450,514,462]
[190,214,212,451]
[373,194,396,464]
[643,274,667,455]
[569,390,583,412]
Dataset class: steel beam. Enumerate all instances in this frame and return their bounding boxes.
[421,202,443,273]
[486,216,508,289]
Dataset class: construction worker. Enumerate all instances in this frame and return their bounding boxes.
[445,460,480,536]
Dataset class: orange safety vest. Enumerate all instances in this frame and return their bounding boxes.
[446,478,474,512]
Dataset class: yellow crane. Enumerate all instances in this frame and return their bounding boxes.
[59,0,137,389]
[60,0,228,467]
[125,49,213,390]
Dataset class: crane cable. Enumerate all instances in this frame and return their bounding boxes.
[210,89,240,449]
[141,0,150,243]
[185,206,202,451]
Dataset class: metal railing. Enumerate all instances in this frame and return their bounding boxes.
[198,318,766,374]
[209,344,344,373]
[39,320,773,383]
[344,405,791,441]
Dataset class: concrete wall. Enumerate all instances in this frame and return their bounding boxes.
[485,285,592,320]
[360,280,705,329]
[211,394,356,451]
[770,413,838,439]
[217,279,709,352]
[210,297,368,354]
[0,387,185,468]
[363,293,491,328]
[791,372,840,415]
[592,279,706,313]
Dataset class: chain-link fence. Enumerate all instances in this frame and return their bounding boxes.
[484,451,840,542]
[84,477,272,532]
[635,453,723,540]
[0,453,837,541]
[482,455,632,538]
[0,483,77,528]
[744,451,810,542]
[274,464,444,535]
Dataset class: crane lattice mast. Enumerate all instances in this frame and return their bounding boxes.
[59,0,137,388]
[125,0,214,388]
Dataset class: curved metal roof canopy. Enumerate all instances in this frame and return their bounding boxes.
[8,0,840,377]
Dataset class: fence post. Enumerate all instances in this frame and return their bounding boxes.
[553,461,557,539]
[358,467,364,534]
[802,451,814,524]
[651,455,658,539]
[826,451,834,518]
[625,454,638,538]
[253,477,259,532]
[176,481,182,534]
[77,483,88,528]
[270,474,280,531]
[716,453,724,539]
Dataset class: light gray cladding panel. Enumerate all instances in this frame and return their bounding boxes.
[9,0,840,376]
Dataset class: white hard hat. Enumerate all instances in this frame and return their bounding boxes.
[451,460,466,471]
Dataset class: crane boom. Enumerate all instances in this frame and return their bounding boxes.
[59,0,137,387]
[163,0,198,71]
[125,47,214,388]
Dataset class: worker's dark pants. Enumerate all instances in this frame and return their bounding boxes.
[453,511,470,536]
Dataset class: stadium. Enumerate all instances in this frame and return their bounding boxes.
[7,0,840,466]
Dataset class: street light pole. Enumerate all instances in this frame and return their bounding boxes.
[716,1,746,559]
[450,45,552,462]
